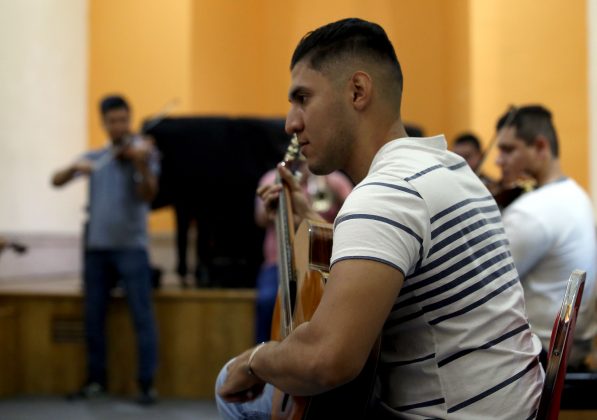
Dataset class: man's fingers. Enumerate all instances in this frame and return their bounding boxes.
[277,164,299,190]
[257,184,282,197]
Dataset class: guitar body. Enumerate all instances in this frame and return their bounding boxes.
[271,220,380,420]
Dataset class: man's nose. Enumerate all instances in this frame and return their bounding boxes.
[285,107,303,135]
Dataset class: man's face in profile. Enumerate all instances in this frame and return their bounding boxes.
[285,61,353,176]
[495,126,536,184]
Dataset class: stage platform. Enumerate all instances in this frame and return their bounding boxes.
[0,275,255,398]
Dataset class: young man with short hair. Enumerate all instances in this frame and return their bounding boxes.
[216,19,544,419]
[496,105,597,368]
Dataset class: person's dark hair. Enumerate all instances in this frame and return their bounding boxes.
[291,18,403,93]
[405,124,425,137]
[496,105,559,157]
[99,95,130,116]
[454,133,482,152]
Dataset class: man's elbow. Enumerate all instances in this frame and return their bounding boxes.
[308,348,363,392]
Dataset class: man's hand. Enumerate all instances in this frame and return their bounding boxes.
[120,138,154,166]
[52,158,93,187]
[256,163,324,227]
[218,347,266,403]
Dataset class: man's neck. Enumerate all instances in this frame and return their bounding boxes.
[535,159,564,188]
[344,119,408,184]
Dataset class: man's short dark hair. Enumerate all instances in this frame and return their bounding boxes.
[496,105,559,157]
[291,18,403,93]
[100,95,130,116]
[454,133,482,152]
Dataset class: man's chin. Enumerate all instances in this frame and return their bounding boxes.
[307,162,334,176]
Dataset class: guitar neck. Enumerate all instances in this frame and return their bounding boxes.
[275,177,297,338]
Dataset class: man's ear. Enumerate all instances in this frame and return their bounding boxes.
[350,71,373,111]
[533,135,551,158]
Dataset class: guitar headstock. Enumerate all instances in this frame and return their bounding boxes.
[282,134,303,173]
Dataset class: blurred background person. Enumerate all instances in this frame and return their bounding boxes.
[451,132,496,189]
[495,104,597,369]
[52,95,160,404]
[253,162,352,343]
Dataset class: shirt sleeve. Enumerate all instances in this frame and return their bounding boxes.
[81,150,99,162]
[331,183,429,277]
[501,206,551,278]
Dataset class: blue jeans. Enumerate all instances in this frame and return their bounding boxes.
[255,264,278,343]
[84,249,158,385]
[215,360,274,419]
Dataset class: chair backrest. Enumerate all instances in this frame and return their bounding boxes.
[536,269,586,420]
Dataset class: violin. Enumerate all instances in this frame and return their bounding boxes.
[92,98,178,172]
[487,179,535,210]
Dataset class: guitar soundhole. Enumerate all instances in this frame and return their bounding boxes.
[282,393,290,411]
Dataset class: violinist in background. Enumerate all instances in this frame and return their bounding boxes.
[495,104,597,369]
[451,132,496,188]
[52,95,159,404]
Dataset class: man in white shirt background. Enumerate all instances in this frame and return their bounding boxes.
[496,104,597,369]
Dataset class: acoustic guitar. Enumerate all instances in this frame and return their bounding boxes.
[270,136,380,420]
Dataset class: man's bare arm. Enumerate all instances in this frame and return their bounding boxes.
[218,258,403,399]
[52,160,93,187]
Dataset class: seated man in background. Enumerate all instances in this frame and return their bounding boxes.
[495,104,597,368]
[52,94,160,404]
[254,162,352,343]
[451,132,496,188]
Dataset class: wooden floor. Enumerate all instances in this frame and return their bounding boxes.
[0,275,255,398]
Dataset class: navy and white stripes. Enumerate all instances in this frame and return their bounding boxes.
[330,136,543,418]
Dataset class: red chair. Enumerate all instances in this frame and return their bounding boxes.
[536,269,586,420]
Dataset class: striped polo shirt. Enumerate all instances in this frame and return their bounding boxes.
[331,136,544,419]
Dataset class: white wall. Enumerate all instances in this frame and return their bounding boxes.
[0,0,88,234]
[590,0,597,217]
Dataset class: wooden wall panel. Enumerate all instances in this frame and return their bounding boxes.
[0,289,255,398]
[0,304,17,396]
